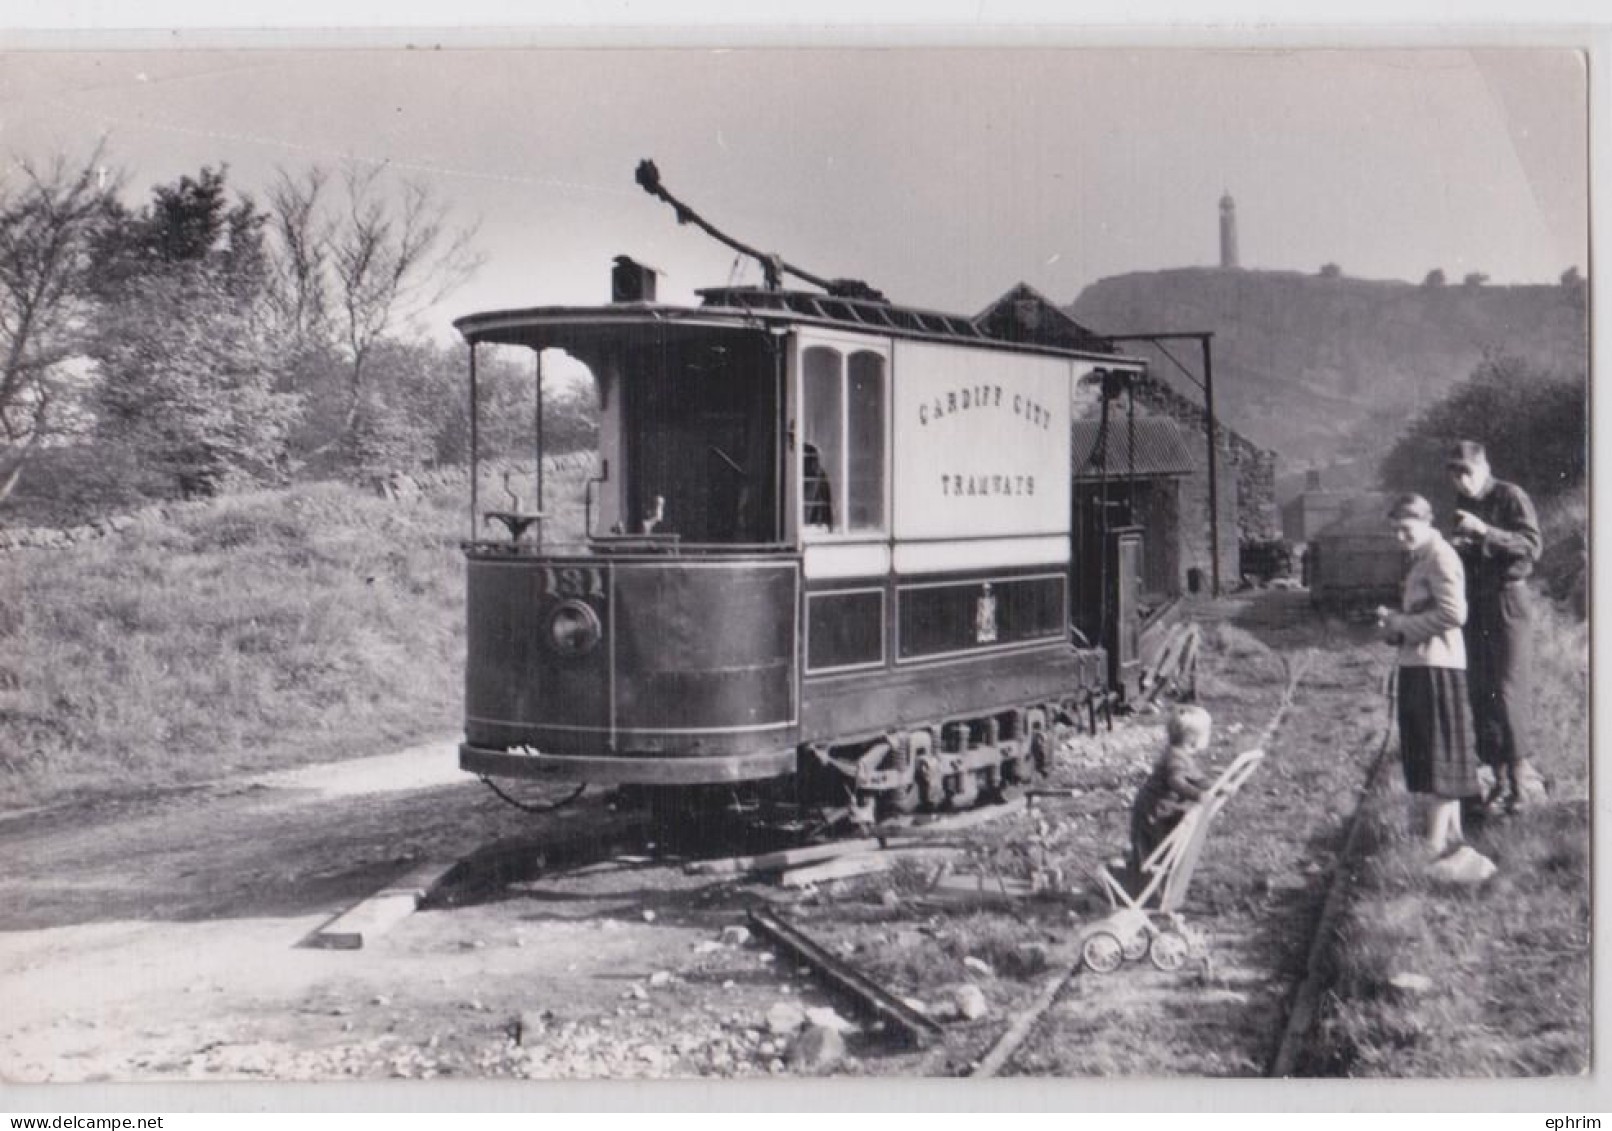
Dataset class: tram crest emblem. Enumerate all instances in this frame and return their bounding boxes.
[975,583,999,644]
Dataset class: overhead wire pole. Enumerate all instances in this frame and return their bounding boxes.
[534,348,545,547]
[1101,332,1221,597]
[468,341,480,542]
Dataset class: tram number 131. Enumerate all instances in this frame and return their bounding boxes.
[542,566,606,601]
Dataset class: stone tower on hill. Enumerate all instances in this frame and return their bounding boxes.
[1219,192,1239,269]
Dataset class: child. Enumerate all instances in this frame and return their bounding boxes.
[1128,705,1213,889]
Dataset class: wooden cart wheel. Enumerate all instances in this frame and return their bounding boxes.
[1148,931,1191,972]
[1082,931,1125,974]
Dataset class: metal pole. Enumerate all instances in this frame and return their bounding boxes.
[1201,334,1221,596]
[534,349,545,545]
[468,341,479,542]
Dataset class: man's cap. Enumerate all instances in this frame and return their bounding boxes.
[1446,440,1488,470]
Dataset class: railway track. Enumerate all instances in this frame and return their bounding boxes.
[962,636,1396,1079]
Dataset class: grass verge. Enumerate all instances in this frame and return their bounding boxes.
[0,467,590,810]
[1302,594,1590,1076]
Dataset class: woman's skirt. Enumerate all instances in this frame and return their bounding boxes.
[1397,665,1479,799]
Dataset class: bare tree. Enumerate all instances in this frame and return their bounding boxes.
[265,165,333,353]
[0,146,119,502]
[326,164,480,440]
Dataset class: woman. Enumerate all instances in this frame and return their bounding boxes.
[1377,493,1482,862]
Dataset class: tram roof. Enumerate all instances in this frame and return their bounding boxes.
[453,286,1144,367]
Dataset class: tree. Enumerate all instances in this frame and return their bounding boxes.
[1462,271,1489,288]
[1560,265,1583,288]
[1421,268,1446,288]
[1378,353,1586,510]
[266,163,481,453]
[89,166,300,496]
[265,166,332,355]
[0,147,120,503]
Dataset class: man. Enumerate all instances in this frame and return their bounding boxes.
[1447,440,1545,814]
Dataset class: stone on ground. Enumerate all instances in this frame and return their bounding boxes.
[1426,845,1496,886]
[765,1001,807,1036]
[787,1024,847,1073]
[953,983,989,1020]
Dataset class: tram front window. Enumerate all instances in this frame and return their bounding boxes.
[622,335,778,545]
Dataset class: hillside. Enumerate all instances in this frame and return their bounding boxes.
[0,465,591,809]
[1070,268,1588,474]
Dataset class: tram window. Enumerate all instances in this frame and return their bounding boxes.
[846,351,885,532]
[800,344,887,537]
[802,347,843,532]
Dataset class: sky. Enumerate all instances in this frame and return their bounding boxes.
[0,46,1589,339]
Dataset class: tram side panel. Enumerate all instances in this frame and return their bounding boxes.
[798,340,1104,746]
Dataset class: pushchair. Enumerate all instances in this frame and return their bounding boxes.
[1077,748,1266,974]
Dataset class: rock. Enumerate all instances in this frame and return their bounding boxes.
[963,956,994,979]
[720,925,752,947]
[516,1011,551,1046]
[624,983,648,1001]
[758,1040,777,1056]
[929,997,962,1022]
[1389,972,1435,996]
[901,996,929,1015]
[879,890,901,910]
[648,970,673,988]
[765,1001,807,1036]
[786,1024,846,1074]
[692,940,724,955]
[804,1006,856,1033]
[1426,846,1497,886]
[371,995,389,1006]
[757,952,775,965]
[953,983,989,1020]
[642,909,657,923]
[1015,943,1050,972]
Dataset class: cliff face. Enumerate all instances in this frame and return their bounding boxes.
[1069,267,1588,467]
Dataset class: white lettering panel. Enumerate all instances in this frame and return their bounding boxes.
[892,342,1076,541]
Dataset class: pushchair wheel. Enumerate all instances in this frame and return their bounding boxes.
[1082,931,1125,974]
[1148,931,1190,972]
[1122,930,1150,962]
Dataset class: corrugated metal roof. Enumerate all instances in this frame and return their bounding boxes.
[1072,416,1196,479]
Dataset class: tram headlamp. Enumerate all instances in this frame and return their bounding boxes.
[546,600,602,657]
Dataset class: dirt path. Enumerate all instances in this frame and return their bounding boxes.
[0,739,880,1082]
